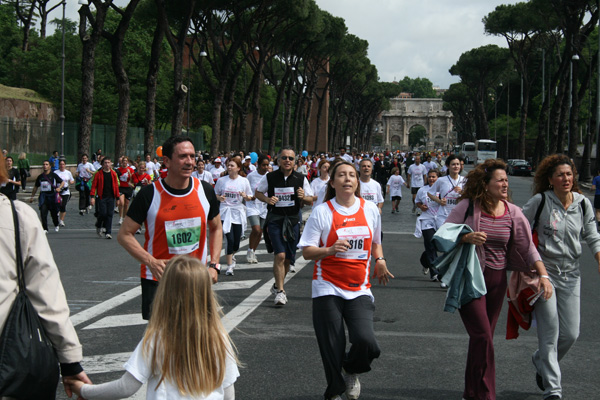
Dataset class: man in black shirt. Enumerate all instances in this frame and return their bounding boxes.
[0,156,21,200]
[29,160,64,232]
[90,157,121,239]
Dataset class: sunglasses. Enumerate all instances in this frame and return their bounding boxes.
[280,156,295,161]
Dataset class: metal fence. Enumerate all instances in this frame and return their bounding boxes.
[0,116,205,161]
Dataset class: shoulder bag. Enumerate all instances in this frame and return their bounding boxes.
[0,200,60,399]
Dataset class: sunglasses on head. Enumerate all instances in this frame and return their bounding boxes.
[280,156,295,161]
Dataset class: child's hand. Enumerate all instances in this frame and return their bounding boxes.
[63,376,87,398]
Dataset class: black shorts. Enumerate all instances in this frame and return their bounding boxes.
[411,187,421,195]
[391,196,402,201]
[141,278,159,320]
[59,194,70,212]
[594,194,600,210]
[119,186,133,200]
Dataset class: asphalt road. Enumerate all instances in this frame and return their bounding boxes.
[25,170,600,400]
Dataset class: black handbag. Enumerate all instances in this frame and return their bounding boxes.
[0,200,60,399]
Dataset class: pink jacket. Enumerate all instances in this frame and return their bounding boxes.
[445,199,541,272]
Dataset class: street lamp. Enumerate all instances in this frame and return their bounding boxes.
[568,53,580,154]
[59,0,66,162]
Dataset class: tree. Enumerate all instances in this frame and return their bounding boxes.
[396,76,437,98]
[449,45,511,140]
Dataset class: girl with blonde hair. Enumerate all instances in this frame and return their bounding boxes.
[65,255,240,399]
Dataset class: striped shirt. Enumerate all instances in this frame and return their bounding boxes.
[480,204,512,270]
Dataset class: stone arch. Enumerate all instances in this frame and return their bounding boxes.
[390,134,402,150]
[380,98,453,151]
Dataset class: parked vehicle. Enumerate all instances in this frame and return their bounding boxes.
[460,142,476,164]
[507,159,532,176]
[475,139,497,164]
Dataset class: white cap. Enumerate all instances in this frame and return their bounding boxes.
[214,157,222,163]
[244,155,251,160]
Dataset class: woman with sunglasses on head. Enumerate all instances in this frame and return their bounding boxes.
[522,154,600,400]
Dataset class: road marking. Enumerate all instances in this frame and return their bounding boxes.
[71,286,141,327]
[83,314,147,330]
[213,280,260,291]
[230,262,273,270]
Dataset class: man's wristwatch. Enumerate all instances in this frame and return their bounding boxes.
[208,263,221,274]
[375,257,386,262]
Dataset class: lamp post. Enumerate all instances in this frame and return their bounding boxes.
[568,53,580,154]
[59,0,66,162]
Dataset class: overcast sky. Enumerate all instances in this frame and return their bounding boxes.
[314,0,521,88]
[61,0,520,89]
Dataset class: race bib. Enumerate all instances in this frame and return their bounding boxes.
[335,226,370,260]
[119,172,129,181]
[224,189,240,205]
[274,187,294,207]
[165,217,201,254]
[40,181,52,192]
[362,192,375,202]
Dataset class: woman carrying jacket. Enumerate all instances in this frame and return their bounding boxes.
[522,154,600,400]
[443,159,552,400]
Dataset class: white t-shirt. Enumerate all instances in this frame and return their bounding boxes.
[211,166,226,183]
[423,161,438,172]
[246,171,268,219]
[214,175,252,233]
[407,164,428,188]
[55,170,74,195]
[414,184,439,237]
[341,153,353,163]
[125,338,239,400]
[298,197,381,301]
[386,175,405,198]
[192,170,214,184]
[77,162,96,180]
[310,177,330,208]
[428,175,467,227]
[359,179,384,205]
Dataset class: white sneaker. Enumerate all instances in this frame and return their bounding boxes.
[44,230,48,234]
[225,263,235,276]
[274,291,287,305]
[270,284,278,296]
[423,267,430,275]
[343,370,361,400]
[96,227,103,238]
[55,226,60,233]
[440,282,448,289]
[289,264,296,273]
[59,220,65,227]
[135,228,142,234]
[105,234,112,239]
[246,250,254,264]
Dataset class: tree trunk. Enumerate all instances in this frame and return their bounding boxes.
[517,84,530,160]
[249,59,265,152]
[144,21,164,156]
[568,61,580,159]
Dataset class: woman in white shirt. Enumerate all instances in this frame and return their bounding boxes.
[214,158,252,276]
[245,155,270,263]
[414,169,444,284]
[76,153,96,215]
[298,161,393,400]
[192,159,214,184]
[56,159,75,227]
[386,167,407,214]
[427,154,466,228]
[309,160,330,209]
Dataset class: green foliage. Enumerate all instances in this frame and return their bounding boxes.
[396,76,437,98]
[408,125,426,148]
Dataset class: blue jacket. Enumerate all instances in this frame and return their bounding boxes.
[432,223,487,313]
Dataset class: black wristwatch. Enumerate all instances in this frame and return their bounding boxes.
[208,263,221,274]
[375,257,386,262]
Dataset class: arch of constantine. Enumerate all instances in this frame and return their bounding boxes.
[380,98,453,151]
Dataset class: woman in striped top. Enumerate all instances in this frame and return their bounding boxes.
[444,159,552,400]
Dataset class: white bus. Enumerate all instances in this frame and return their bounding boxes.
[460,142,476,164]
[475,139,497,164]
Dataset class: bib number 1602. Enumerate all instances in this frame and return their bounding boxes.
[171,232,192,245]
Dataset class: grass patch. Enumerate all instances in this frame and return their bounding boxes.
[0,84,51,104]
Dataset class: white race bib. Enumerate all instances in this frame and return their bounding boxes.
[335,226,370,260]
[274,187,295,207]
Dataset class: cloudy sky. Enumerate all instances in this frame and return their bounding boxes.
[314,0,521,88]
[62,0,519,89]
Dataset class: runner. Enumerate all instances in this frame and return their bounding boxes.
[55,159,75,227]
[117,156,135,225]
[246,154,270,264]
[310,160,331,209]
[407,155,428,213]
[298,160,393,400]
[386,167,407,214]
[117,135,223,320]
[427,154,467,230]
[255,147,313,306]
[214,158,253,276]
[359,158,384,214]
[90,157,121,239]
[192,159,214,184]
[414,169,442,282]
[29,160,65,233]
[76,154,96,215]
[0,156,21,200]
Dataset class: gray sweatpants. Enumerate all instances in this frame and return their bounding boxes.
[532,268,581,399]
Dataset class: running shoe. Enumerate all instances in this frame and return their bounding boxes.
[225,263,235,276]
[440,282,448,289]
[391,209,395,214]
[59,220,65,227]
[343,370,361,400]
[289,264,296,273]
[79,210,84,216]
[44,230,48,234]
[274,291,287,305]
[55,226,60,233]
[136,228,142,234]
[246,250,254,264]
[105,234,112,239]
[119,217,123,225]
[423,267,430,276]
[270,284,278,295]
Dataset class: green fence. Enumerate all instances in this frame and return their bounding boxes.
[0,117,205,164]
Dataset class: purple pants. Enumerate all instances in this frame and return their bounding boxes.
[459,267,507,400]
